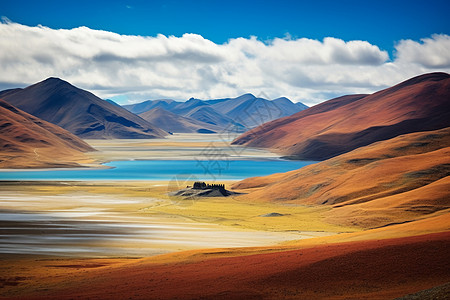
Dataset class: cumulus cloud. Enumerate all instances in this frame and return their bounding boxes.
[0,20,449,105]
[395,34,450,68]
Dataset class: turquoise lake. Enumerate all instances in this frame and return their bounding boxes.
[0,159,317,181]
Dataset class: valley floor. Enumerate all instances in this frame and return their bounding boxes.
[1,185,448,300]
[1,133,449,299]
[0,181,347,257]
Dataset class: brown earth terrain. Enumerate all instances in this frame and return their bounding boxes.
[232,72,450,160]
[0,99,95,168]
[232,127,450,229]
[1,228,448,300]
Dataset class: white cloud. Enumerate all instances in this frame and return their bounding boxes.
[395,34,450,68]
[0,20,449,106]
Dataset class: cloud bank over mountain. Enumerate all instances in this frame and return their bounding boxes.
[0,19,449,105]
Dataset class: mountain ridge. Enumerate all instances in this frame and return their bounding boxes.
[0,78,168,139]
[232,72,450,160]
[124,93,309,133]
[232,126,450,229]
[0,99,95,168]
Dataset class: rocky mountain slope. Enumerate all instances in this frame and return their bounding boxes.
[0,78,167,139]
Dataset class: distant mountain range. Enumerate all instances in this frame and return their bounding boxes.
[0,78,309,138]
[0,78,167,139]
[139,107,221,134]
[0,99,94,168]
[124,93,309,133]
[233,72,450,160]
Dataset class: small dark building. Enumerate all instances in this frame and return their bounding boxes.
[192,182,226,195]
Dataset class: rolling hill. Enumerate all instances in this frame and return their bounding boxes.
[139,107,223,133]
[0,99,95,168]
[0,78,168,139]
[232,72,450,160]
[232,126,450,229]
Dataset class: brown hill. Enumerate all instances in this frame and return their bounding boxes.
[232,127,450,229]
[232,72,450,160]
[0,78,167,139]
[0,99,95,168]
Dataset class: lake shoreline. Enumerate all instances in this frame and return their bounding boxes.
[0,134,337,258]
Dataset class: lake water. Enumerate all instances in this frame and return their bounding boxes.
[0,135,322,256]
[0,159,316,181]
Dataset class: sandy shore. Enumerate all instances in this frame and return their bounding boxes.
[85,133,281,163]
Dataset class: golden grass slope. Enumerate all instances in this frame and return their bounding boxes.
[232,127,450,229]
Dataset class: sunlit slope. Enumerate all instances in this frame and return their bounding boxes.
[0,99,95,168]
[233,127,450,228]
[232,72,450,160]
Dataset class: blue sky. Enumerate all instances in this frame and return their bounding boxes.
[2,0,449,55]
[0,0,449,104]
